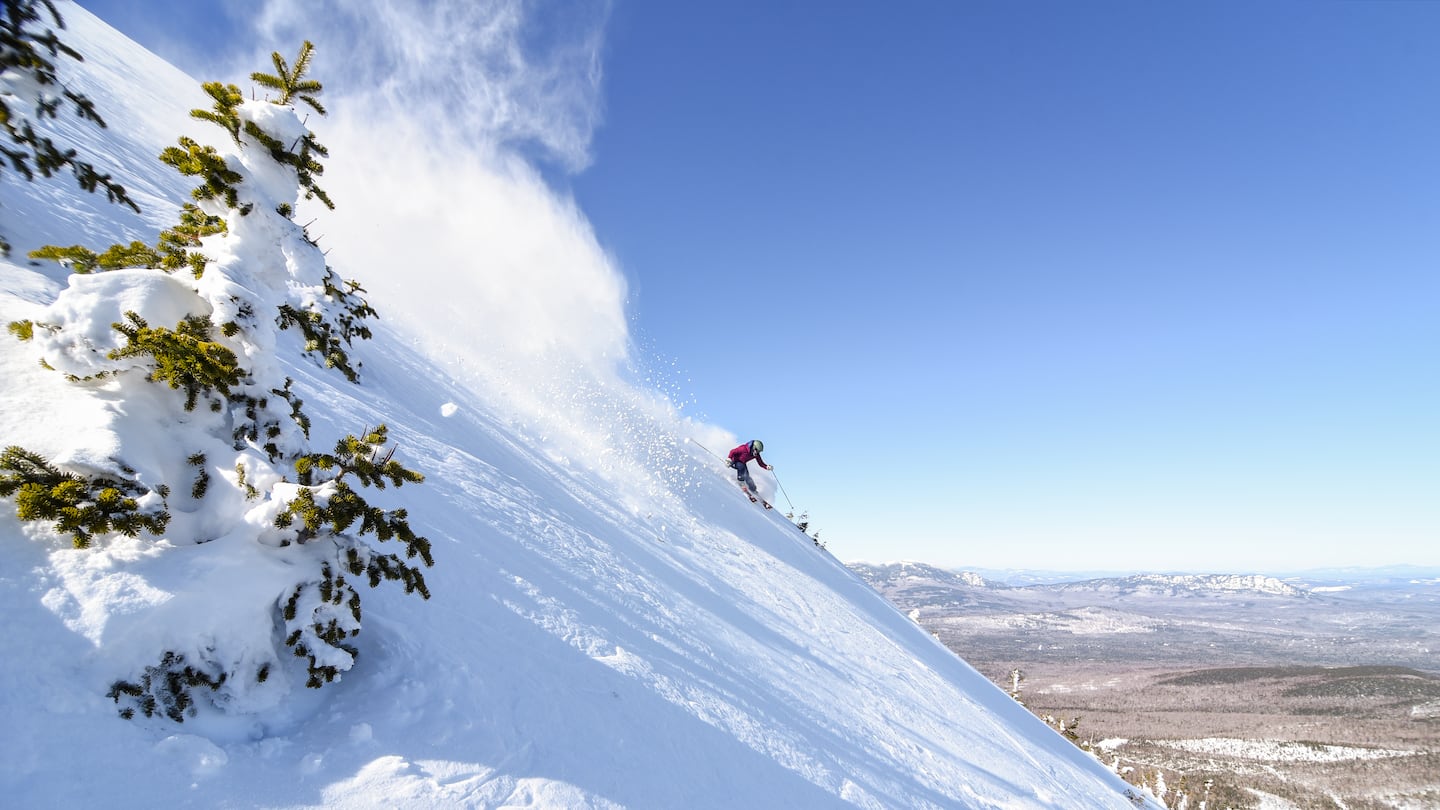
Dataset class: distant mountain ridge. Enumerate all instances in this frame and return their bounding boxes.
[849,562,1306,598]
[1049,573,1305,598]
[852,561,1440,596]
[850,560,1440,674]
[847,561,1002,591]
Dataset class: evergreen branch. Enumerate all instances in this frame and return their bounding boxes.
[276,301,361,381]
[156,203,225,277]
[191,81,243,144]
[249,41,325,115]
[29,206,223,279]
[109,312,243,411]
[28,244,100,272]
[250,71,286,97]
[107,651,225,722]
[7,319,36,341]
[160,136,243,209]
[0,445,170,548]
[290,41,313,81]
[296,92,326,117]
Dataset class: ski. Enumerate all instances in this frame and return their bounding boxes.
[739,485,773,509]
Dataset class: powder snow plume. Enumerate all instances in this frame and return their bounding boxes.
[213,0,680,492]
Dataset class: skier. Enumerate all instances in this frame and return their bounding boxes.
[728,439,772,506]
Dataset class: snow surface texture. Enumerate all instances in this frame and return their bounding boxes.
[0,4,1151,808]
[1152,738,1422,763]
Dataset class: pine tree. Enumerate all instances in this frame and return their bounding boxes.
[7,41,435,722]
[245,40,332,209]
[0,0,138,254]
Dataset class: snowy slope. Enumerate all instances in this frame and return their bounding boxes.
[0,5,1150,808]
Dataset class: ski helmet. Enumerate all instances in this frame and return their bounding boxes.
[750,440,764,454]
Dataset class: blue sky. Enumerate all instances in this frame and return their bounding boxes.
[77,1,1438,572]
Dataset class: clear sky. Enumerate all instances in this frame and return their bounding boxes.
[75,0,1439,572]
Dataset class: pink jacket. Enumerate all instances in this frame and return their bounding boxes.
[729,442,770,470]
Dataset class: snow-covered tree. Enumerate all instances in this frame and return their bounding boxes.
[4,42,433,721]
[0,0,138,254]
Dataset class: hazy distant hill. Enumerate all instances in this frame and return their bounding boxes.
[850,562,1440,672]
[851,562,1440,808]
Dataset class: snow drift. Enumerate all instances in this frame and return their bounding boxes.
[0,4,1151,808]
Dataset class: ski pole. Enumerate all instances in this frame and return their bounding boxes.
[688,437,723,461]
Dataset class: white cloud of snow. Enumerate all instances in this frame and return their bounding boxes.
[219,0,652,483]
[249,0,608,173]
